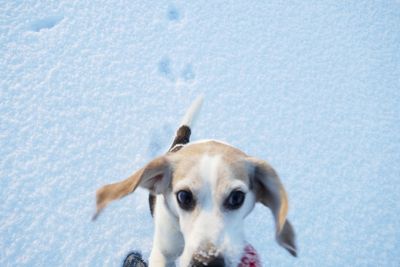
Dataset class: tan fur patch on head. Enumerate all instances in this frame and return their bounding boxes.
[168,141,250,187]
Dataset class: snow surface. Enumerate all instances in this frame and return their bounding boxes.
[1,1,399,266]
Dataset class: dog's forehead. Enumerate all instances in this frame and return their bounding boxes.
[169,141,249,186]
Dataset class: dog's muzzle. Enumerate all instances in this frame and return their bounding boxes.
[190,243,225,267]
[190,255,225,267]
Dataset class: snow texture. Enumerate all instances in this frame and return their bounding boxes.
[1,1,399,266]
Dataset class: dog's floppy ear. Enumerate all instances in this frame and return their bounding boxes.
[93,156,171,220]
[247,157,297,257]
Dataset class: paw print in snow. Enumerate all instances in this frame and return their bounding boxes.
[158,57,174,81]
[167,5,181,22]
[181,64,195,82]
[30,15,64,32]
[158,58,195,84]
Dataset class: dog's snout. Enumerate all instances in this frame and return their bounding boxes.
[190,242,225,267]
[191,255,225,267]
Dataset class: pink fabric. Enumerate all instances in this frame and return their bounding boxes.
[238,244,261,267]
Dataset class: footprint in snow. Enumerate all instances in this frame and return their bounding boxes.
[158,58,196,84]
[181,64,195,82]
[30,15,64,32]
[158,57,175,81]
[167,5,182,22]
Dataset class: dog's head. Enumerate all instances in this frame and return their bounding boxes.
[95,141,296,266]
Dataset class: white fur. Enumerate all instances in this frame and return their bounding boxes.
[150,153,257,267]
[149,195,183,267]
[180,95,204,127]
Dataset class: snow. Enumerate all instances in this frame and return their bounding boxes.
[1,0,399,266]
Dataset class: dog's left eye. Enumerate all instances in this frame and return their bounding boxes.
[176,190,195,211]
[224,190,245,210]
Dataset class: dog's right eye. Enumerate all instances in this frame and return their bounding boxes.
[224,190,245,210]
[176,190,195,211]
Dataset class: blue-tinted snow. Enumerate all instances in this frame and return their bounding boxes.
[1,1,399,266]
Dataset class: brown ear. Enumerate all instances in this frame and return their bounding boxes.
[93,156,171,220]
[248,158,297,257]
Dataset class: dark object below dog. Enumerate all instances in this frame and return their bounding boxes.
[123,251,147,267]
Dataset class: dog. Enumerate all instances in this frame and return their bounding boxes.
[94,97,296,267]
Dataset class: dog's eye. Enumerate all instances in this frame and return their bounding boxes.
[224,190,245,210]
[176,190,195,211]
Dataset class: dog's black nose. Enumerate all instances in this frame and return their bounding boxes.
[191,255,225,267]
